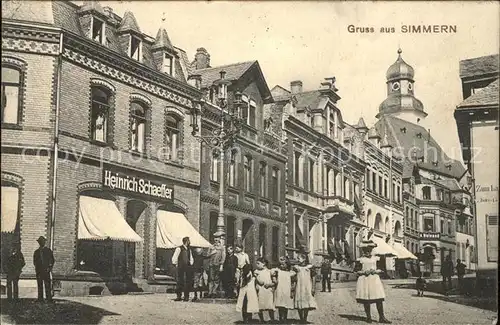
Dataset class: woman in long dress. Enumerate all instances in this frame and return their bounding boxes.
[356,240,391,324]
[236,264,259,323]
[292,252,317,323]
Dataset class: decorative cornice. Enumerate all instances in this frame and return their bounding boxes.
[62,32,201,107]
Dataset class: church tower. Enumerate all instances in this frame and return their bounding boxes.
[377,49,428,125]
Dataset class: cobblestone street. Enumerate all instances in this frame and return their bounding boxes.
[1,281,496,325]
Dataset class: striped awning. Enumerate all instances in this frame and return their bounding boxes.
[393,242,418,260]
[78,196,142,242]
[371,236,398,257]
[1,186,19,233]
[156,210,211,249]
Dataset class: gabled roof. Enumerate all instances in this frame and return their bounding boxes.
[195,61,255,88]
[152,28,175,52]
[459,54,499,78]
[194,61,272,103]
[457,79,499,109]
[375,115,466,179]
[118,11,141,34]
[294,90,322,110]
[271,85,291,102]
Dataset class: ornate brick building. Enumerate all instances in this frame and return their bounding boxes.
[193,54,288,266]
[1,1,206,295]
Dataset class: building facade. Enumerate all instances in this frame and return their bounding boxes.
[269,79,366,277]
[455,54,498,290]
[1,1,206,295]
[194,54,288,266]
[373,49,474,276]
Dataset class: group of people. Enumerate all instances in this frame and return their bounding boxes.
[441,255,467,294]
[171,236,251,302]
[5,236,55,302]
[236,253,317,324]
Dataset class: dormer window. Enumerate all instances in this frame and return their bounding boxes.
[91,17,105,45]
[400,127,406,133]
[416,132,422,138]
[163,54,174,76]
[129,35,142,61]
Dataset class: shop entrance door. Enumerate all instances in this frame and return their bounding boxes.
[125,200,147,281]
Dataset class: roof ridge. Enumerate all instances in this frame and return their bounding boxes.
[195,60,256,72]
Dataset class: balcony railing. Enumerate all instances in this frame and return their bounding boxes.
[324,195,355,216]
[419,231,441,240]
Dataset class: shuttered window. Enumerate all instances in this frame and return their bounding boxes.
[486,215,498,262]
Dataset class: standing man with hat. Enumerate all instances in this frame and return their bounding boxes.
[172,236,194,301]
[33,236,55,302]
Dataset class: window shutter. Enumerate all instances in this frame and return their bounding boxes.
[486,215,498,262]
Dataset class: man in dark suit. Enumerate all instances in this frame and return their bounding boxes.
[33,236,54,302]
[6,245,25,301]
[172,236,193,301]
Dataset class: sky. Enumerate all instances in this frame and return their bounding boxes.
[80,1,498,164]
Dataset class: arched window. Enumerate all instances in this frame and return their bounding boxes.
[260,161,267,197]
[1,182,21,273]
[294,152,301,186]
[130,101,147,153]
[90,87,111,143]
[410,208,414,229]
[414,210,418,229]
[394,221,402,238]
[244,155,253,192]
[210,150,219,182]
[228,149,238,188]
[422,186,431,200]
[374,213,382,230]
[271,167,280,201]
[366,209,373,228]
[165,114,181,161]
[1,66,22,125]
[385,216,390,233]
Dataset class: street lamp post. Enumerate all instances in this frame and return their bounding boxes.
[190,70,243,243]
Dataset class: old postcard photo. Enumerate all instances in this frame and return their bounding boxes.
[1,0,498,324]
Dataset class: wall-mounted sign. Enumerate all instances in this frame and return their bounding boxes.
[102,164,174,203]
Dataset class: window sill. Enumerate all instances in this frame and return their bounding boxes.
[1,123,22,130]
[90,139,112,148]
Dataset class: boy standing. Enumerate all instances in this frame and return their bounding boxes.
[416,275,426,297]
[321,257,332,292]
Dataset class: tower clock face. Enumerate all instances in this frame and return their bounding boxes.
[391,82,400,91]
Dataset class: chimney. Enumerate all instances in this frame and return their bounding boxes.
[194,47,210,70]
[290,80,303,94]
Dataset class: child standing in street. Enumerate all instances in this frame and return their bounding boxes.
[255,258,275,323]
[292,253,317,324]
[271,256,295,323]
[355,240,391,324]
[236,264,259,323]
[235,244,250,294]
[191,247,206,302]
[320,257,332,292]
[416,274,426,297]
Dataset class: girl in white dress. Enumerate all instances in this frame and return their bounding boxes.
[292,253,317,323]
[271,256,295,322]
[356,240,391,324]
[254,258,275,322]
[236,264,259,323]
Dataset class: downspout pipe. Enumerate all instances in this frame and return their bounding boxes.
[49,32,63,250]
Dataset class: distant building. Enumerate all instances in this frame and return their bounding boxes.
[192,54,288,265]
[1,1,205,295]
[455,54,499,288]
[373,49,474,276]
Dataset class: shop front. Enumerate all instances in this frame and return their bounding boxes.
[55,162,206,296]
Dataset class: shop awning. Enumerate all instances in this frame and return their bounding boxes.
[78,196,142,242]
[371,236,398,257]
[393,242,418,260]
[1,187,19,233]
[156,210,211,249]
